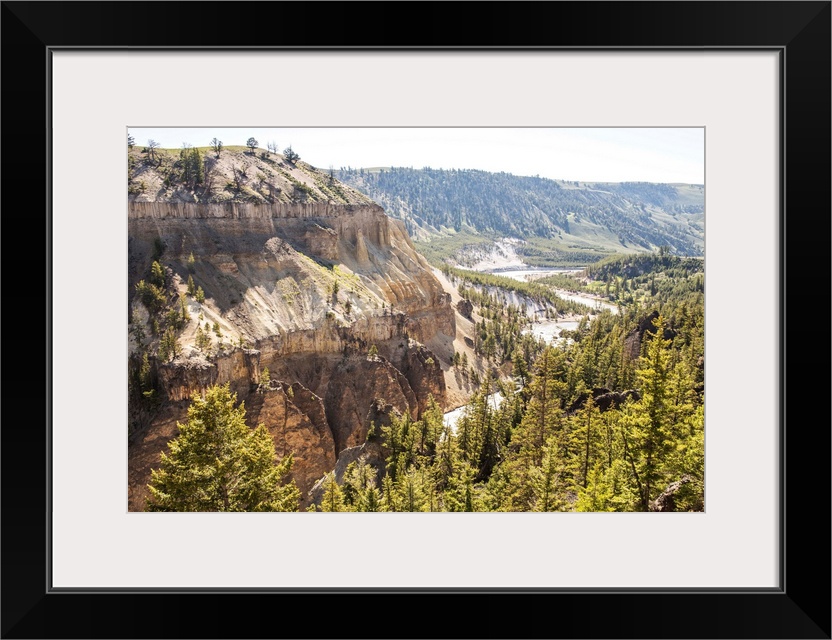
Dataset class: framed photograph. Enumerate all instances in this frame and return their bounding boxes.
[3,2,829,638]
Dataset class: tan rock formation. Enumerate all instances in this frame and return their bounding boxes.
[244,382,336,508]
[128,159,455,511]
[324,355,418,454]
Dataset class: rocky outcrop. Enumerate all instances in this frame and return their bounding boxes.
[285,381,330,437]
[324,355,418,454]
[650,475,692,512]
[157,355,217,402]
[397,340,446,414]
[456,298,474,319]
[624,310,678,359]
[158,349,260,402]
[567,388,641,414]
[128,201,377,221]
[244,381,336,508]
[307,440,389,507]
[307,401,403,506]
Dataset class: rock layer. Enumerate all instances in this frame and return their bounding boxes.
[128,199,454,511]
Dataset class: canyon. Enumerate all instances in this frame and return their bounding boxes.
[128,155,460,510]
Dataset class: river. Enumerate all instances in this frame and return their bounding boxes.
[443,391,505,434]
[480,263,619,317]
[549,289,618,314]
[442,253,618,427]
[492,267,581,282]
[465,248,618,315]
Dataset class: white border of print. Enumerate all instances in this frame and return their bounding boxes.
[51,51,779,588]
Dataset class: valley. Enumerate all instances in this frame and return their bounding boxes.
[128,137,704,513]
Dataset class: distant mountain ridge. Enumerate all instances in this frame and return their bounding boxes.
[337,167,704,256]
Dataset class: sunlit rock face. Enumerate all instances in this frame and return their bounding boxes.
[128,199,453,511]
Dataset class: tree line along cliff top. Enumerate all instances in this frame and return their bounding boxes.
[127,141,375,207]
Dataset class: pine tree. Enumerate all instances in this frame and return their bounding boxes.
[320,472,345,512]
[139,351,153,393]
[210,138,223,158]
[530,434,563,511]
[396,468,427,512]
[512,349,529,388]
[362,485,381,512]
[158,327,180,362]
[194,325,211,352]
[191,147,204,184]
[150,261,165,287]
[571,396,602,490]
[283,145,300,164]
[517,347,567,464]
[620,314,674,510]
[146,384,300,511]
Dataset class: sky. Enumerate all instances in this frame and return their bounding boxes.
[128,127,704,184]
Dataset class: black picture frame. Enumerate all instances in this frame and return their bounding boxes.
[2,2,829,638]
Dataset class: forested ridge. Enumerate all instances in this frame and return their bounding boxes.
[337,166,704,256]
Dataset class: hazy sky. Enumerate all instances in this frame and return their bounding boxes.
[128,127,704,184]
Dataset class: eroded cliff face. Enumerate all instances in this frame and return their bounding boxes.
[128,199,454,511]
[243,381,336,509]
[129,203,453,343]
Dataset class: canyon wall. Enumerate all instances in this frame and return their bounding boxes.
[128,201,454,510]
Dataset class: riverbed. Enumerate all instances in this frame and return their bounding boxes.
[477,260,619,324]
[443,391,505,433]
[493,267,581,282]
[441,254,618,427]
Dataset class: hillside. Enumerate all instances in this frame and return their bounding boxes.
[128,146,480,510]
[129,144,372,205]
[336,167,704,261]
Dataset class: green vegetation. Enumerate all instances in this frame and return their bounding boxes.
[194,325,211,352]
[413,231,496,265]
[158,327,181,362]
[146,384,300,511]
[135,279,166,314]
[283,145,300,164]
[179,145,204,186]
[309,254,704,512]
[579,252,704,306]
[440,264,591,316]
[338,166,704,256]
[517,235,614,267]
[312,308,702,512]
[210,137,223,158]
